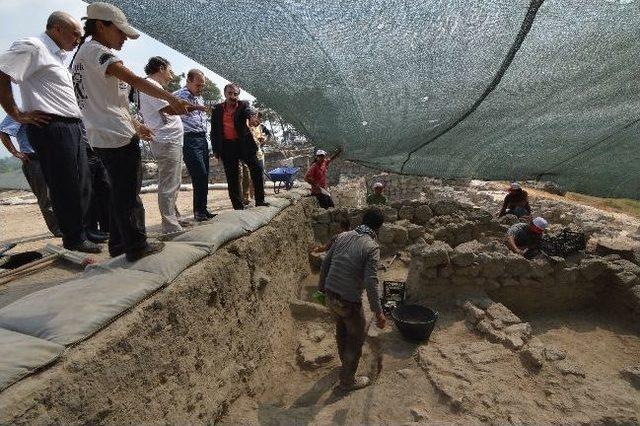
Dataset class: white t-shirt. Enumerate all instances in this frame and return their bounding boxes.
[71,40,135,149]
[0,33,81,118]
[138,78,183,144]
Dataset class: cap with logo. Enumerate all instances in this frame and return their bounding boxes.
[85,2,140,39]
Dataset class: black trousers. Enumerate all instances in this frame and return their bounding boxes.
[94,138,146,257]
[86,145,111,233]
[21,153,61,236]
[183,132,210,215]
[26,118,90,247]
[219,140,265,210]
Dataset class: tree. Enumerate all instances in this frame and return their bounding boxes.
[166,72,185,93]
[252,99,310,147]
[202,78,222,106]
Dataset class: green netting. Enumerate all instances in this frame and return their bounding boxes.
[98,0,640,199]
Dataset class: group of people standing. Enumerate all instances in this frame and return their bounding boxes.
[0,2,271,261]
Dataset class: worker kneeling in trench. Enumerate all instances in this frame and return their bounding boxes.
[318,207,387,392]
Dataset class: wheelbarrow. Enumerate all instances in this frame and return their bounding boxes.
[266,167,300,193]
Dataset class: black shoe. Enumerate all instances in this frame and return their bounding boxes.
[255,201,270,207]
[65,240,102,254]
[126,241,165,262]
[194,213,210,222]
[87,229,109,243]
[204,210,217,219]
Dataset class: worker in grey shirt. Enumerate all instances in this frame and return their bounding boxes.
[319,207,387,391]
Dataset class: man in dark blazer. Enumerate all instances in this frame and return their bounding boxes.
[210,83,267,210]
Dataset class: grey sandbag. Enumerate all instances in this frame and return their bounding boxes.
[0,328,64,391]
[173,211,249,250]
[234,206,283,232]
[0,269,165,345]
[88,242,208,283]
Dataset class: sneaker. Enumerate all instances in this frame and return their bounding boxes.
[65,240,102,254]
[338,376,371,392]
[204,210,217,219]
[125,241,165,262]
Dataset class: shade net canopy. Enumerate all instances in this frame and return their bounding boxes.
[98,0,640,199]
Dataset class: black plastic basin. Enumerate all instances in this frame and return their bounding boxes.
[391,304,438,342]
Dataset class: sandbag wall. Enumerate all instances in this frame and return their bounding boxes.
[0,195,315,424]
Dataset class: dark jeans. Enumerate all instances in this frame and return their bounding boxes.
[86,145,111,233]
[326,291,366,386]
[26,118,90,247]
[183,133,210,215]
[22,154,61,236]
[315,193,335,209]
[94,138,146,257]
[220,140,265,210]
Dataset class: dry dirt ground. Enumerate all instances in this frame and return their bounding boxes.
[226,265,640,425]
[0,188,241,308]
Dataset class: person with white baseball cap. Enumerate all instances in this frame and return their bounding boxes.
[367,181,387,205]
[498,181,531,218]
[304,147,342,208]
[69,2,189,262]
[505,216,549,257]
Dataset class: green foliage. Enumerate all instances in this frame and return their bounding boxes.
[0,156,21,174]
[166,72,185,93]
[202,78,222,105]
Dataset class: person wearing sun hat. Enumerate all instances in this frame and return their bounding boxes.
[70,2,189,261]
[498,181,531,218]
[366,181,387,205]
[505,216,549,257]
[304,147,342,208]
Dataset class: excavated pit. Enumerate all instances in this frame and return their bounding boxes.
[1,197,640,425]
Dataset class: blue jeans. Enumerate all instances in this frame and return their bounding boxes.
[182,133,210,215]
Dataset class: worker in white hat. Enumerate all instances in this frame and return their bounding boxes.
[304,147,342,208]
[505,216,549,257]
[498,181,531,218]
[69,2,191,262]
[367,181,387,205]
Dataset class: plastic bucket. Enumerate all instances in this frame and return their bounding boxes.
[391,304,438,342]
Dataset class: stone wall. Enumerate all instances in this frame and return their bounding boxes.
[406,238,640,323]
[311,198,505,255]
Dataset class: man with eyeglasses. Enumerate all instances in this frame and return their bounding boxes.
[174,69,215,221]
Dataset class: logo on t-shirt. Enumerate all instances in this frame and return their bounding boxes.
[71,63,88,109]
[99,53,115,65]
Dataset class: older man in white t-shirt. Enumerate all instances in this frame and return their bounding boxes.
[138,57,191,234]
[0,11,100,253]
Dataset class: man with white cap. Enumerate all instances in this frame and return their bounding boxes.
[505,216,549,257]
[367,182,387,205]
[70,2,188,261]
[498,182,531,218]
[0,11,100,253]
[304,147,342,208]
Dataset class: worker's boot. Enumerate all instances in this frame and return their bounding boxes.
[338,376,371,392]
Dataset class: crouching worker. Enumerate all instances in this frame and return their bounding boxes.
[498,182,531,218]
[506,216,549,258]
[318,207,386,391]
[367,182,387,205]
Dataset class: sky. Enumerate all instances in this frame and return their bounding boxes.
[0,0,253,158]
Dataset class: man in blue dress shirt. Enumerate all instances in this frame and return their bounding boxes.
[0,115,61,236]
[173,69,215,221]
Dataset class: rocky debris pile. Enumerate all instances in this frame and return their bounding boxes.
[311,198,505,254]
[296,327,334,370]
[462,301,532,350]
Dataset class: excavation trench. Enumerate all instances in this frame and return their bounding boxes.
[1,198,639,425]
